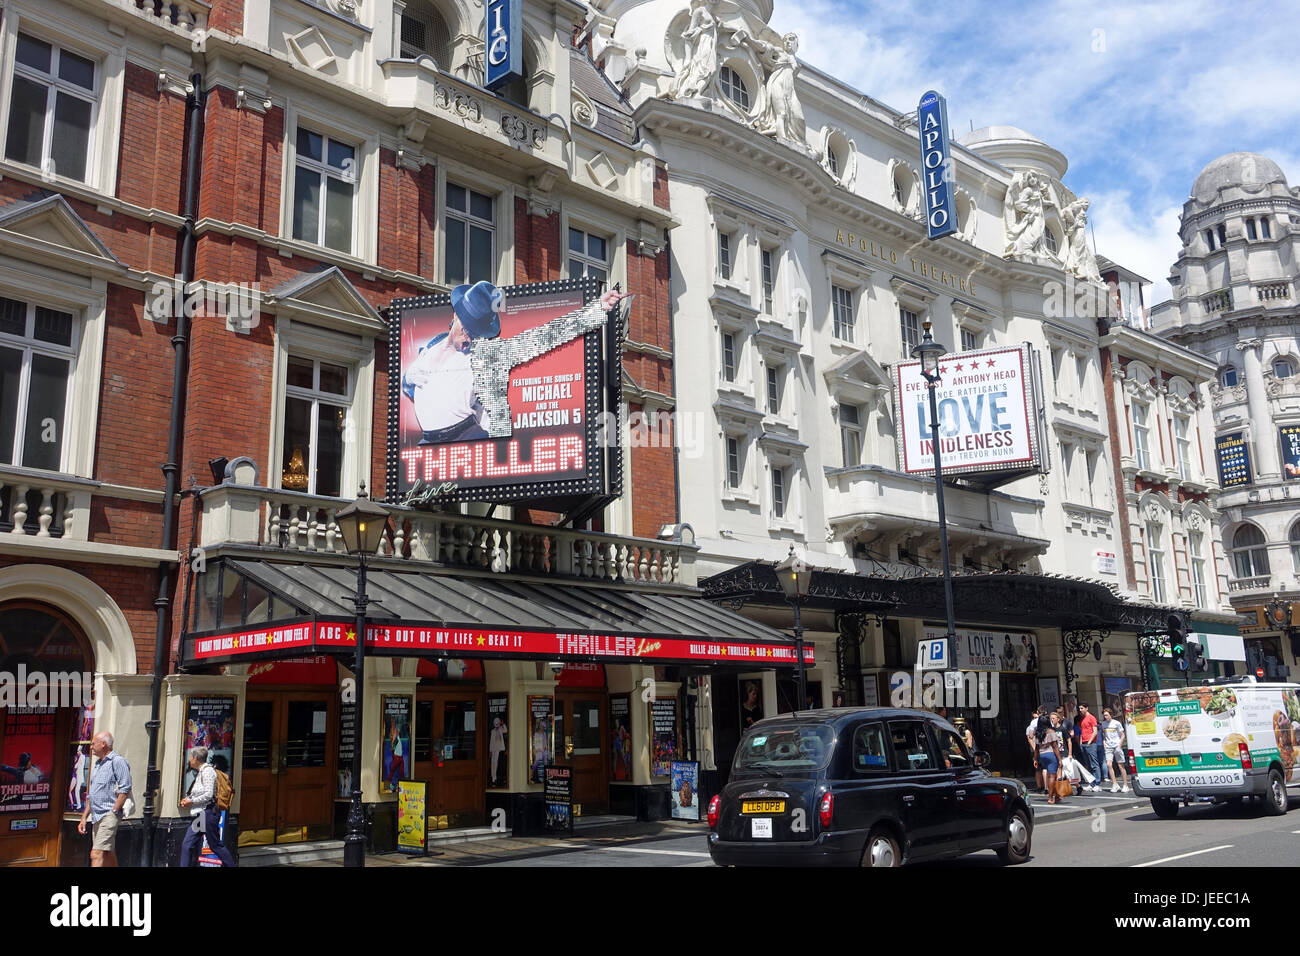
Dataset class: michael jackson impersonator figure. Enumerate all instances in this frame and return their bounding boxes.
[402,282,629,445]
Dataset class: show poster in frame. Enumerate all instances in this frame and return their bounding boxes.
[529,695,553,783]
[670,761,699,821]
[651,698,678,777]
[382,695,412,794]
[397,780,427,855]
[181,695,237,797]
[609,694,633,782]
[1,708,55,813]
[487,694,509,788]
[1280,424,1300,480]
[543,764,573,834]
[388,278,626,506]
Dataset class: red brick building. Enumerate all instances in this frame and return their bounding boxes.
[0,0,772,867]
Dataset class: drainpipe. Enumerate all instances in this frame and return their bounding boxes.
[665,227,680,524]
[141,72,204,868]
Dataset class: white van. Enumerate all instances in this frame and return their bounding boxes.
[1124,677,1300,818]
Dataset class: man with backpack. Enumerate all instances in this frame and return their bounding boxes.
[179,746,236,867]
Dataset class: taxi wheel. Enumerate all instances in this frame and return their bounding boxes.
[996,808,1031,865]
[861,829,900,868]
[1264,769,1288,816]
[1150,797,1179,819]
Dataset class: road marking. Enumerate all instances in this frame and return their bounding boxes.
[1132,845,1232,868]
[592,844,711,858]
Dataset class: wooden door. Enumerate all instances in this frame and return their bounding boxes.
[556,691,608,814]
[415,690,484,827]
[239,691,334,847]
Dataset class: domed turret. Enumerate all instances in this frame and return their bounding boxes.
[958,125,1067,181]
[1190,152,1288,204]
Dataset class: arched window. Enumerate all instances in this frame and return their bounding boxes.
[826,148,839,177]
[1273,357,1296,379]
[400,0,451,67]
[1218,365,1238,388]
[1044,226,1059,256]
[719,66,749,110]
[1231,524,1270,579]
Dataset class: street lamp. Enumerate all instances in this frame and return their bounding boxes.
[912,320,958,663]
[775,546,813,711]
[335,485,389,869]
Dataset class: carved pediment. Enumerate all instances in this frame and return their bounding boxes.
[263,266,384,336]
[0,192,123,273]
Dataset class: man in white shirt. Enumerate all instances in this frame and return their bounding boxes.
[1101,708,1131,792]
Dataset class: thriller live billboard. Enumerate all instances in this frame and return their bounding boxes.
[387,278,624,506]
[893,343,1046,482]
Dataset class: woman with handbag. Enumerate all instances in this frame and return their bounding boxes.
[1033,715,1064,804]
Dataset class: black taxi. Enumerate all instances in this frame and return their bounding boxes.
[706,708,1033,867]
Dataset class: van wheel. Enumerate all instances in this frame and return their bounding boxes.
[1150,797,1179,819]
[996,808,1031,865]
[1264,769,1289,816]
[861,829,900,867]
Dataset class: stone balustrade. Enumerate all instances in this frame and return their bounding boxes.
[0,467,96,540]
[198,484,695,587]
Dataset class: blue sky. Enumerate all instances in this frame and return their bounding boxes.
[771,0,1300,305]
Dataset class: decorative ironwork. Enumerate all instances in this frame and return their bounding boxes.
[835,613,869,706]
[1135,629,1169,691]
[1062,627,1110,692]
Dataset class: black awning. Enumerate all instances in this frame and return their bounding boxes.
[701,561,1181,633]
[182,559,812,670]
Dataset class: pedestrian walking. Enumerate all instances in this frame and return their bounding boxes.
[77,731,131,867]
[1101,708,1131,792]
[179,747,236,867]
[1026,706,1046,791]
[1034,715,1063,804]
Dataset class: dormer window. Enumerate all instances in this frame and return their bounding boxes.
[719,66,750,110]
[1219,365,1238,388]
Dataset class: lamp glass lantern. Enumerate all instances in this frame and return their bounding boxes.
[912,322,948,378]
[775,550,813,599]
[336,495,390,555]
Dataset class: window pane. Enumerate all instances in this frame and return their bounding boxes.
[318,362,348,396]
[0,347,22,465]
[444,216,466,285]
[839,403,859,426]
[326,138,354,173]
[0,297,27,337]
[468,224,493,283]
[324,176,354,252]
[292,167,322,242]
[890,722,935,771]
[297,128,322,162]
[852,724,889,771]
[588,235,606,260]
[571,700,601,753]
[5,76,48,168]
[589,266,606,289]
[469,189,493,222]
[51,92,91,182]
[58,50,95,90]
[446,182,466,212]
[22,353,69,470]
[281,396,312,490]
[568,258,584,280]
[569,228,585,254]
[16,34,52,73]
[314,402,345,498]
[287,356,315,390]
[33,307,73,347]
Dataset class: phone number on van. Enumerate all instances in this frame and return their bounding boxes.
[1145,772,1243,788]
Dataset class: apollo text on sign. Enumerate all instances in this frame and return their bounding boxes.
[917,90,958,241]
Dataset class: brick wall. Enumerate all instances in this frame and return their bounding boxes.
[207,0,244,36]
[513,197,562,283]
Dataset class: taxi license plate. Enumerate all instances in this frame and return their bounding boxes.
[1145,757,1179,767]
[742,800,786,814]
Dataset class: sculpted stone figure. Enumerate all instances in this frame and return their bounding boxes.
[1061,197,1101,281]
[668,0,719,101]
[734,30,806,145]
[1003,169,1049,260]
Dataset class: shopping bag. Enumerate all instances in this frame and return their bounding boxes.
[1075,758,1095,784]
[1053,777,1073,800]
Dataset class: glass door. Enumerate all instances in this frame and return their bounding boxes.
[239,692,335,847]
[556,691,608,814]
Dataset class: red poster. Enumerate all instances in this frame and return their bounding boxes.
[1,708,57,813]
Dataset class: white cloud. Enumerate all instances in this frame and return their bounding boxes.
[1088,192,1184,306]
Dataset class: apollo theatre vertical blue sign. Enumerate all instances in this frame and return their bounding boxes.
[485,0,523,91]
[917,90,958,240]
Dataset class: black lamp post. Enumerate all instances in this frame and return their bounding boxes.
[775,546,813,711]
[912,321,958,663]
[335,486,389,869]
